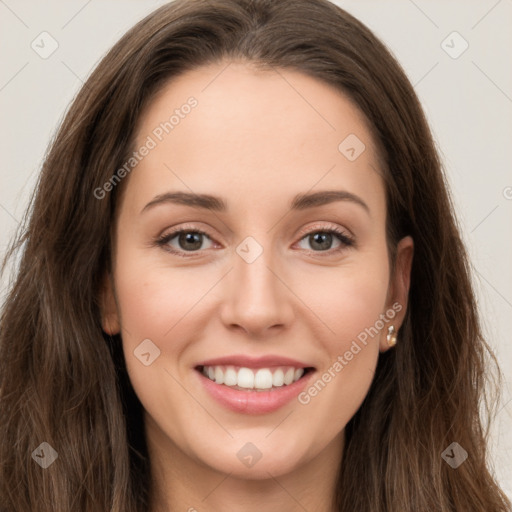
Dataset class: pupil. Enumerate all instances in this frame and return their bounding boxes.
[311,232,331,250]
[180,232,202,251]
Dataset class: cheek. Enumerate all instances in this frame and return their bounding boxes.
[113,246,202,342]
[294,257,388,430]
[306,257,390,348]
[113,256,202,429]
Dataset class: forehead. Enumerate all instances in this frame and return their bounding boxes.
[123,61,385,219]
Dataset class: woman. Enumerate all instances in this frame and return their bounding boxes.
[0,0,510,510]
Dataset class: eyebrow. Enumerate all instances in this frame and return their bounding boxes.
[141,190,370,214]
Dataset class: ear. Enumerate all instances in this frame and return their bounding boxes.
[99,272,121,336]
[379,235,414,352]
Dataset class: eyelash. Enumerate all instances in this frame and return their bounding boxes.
[154,224,355,258]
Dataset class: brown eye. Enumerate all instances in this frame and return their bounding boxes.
[156,228,215,256]
[307,232,336,251]
[175,232,206,251]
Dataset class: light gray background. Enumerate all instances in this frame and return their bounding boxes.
[1,0,511,498]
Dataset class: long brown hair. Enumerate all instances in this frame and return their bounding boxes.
[1,0,510,510]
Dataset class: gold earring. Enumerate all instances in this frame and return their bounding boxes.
[386,325,397,347]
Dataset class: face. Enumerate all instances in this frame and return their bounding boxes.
[101,61,413,480]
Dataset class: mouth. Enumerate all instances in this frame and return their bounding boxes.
[195,364,315,392]
[193,356,316,414]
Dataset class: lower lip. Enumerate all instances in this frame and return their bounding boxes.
[196,369,315,415]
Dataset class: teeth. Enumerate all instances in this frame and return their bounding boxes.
[283,368,295,385]
[214,366,224,385]
[201,365,307,390]
[224,366,238,386]
[272,369,284,387]
[254,369,273,389]
[237,367,254,388]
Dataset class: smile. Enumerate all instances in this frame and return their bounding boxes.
[194,355,316,414]
[199,365,310,391]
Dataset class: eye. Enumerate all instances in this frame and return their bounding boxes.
[296,225,354,254]
[156,227,215,257]
[155,224,354,258]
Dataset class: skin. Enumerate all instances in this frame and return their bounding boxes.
[100,61,413,512]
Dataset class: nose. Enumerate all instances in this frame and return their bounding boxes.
[218,243,295,338]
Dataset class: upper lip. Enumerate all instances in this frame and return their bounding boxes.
[195,354,315,369]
